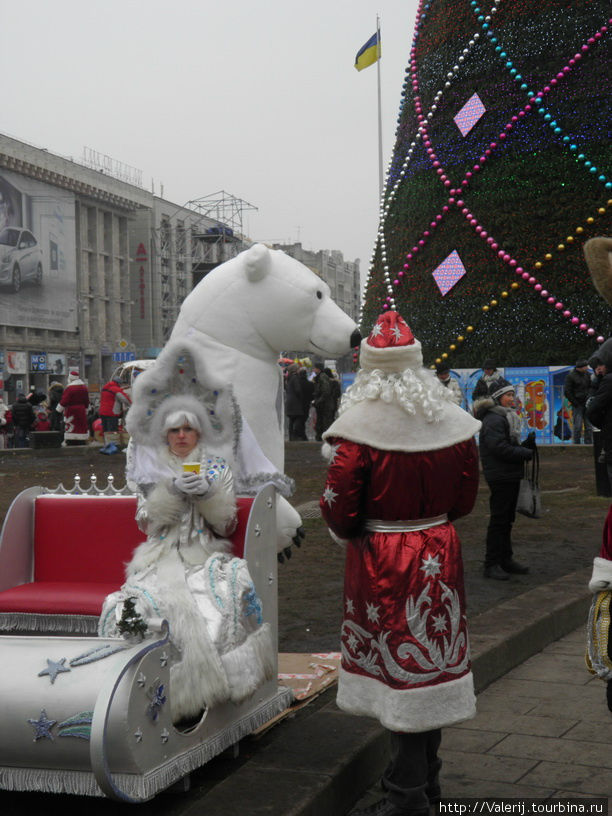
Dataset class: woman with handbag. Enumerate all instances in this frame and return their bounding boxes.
[473,379,535,581]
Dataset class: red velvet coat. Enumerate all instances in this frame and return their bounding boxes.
[58,381,90,441]
[320,437,479,732]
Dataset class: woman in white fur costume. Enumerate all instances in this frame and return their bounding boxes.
[99,342,281,724]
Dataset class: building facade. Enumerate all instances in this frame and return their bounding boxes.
[272,242,361,322]
[0,134,245,404]
[129,199,246,355]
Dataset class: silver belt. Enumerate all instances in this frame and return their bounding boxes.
[364,514,448,533]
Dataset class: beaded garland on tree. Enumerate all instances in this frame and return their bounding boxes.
[362,0,611,367]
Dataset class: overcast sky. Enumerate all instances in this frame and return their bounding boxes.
[1,1,418,279]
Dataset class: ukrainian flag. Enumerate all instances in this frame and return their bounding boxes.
[354,31,380,71]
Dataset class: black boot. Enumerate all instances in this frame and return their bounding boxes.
[501,559,529,574]
[483,564,510,580]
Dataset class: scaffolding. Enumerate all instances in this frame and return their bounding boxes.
[149,192,258,342]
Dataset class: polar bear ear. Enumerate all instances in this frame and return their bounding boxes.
[244,243,271,282]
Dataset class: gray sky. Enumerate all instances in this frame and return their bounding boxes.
[1,1,418,278]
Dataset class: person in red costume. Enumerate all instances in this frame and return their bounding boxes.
[56,369,90,446]
[320,311,481,816]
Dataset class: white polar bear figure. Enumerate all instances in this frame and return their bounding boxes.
[170,243,361,551]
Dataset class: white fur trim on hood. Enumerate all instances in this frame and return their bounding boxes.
[589,556,612,593]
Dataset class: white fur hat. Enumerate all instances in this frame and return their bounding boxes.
[359,311,423,373]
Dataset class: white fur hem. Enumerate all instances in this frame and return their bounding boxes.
[221,623,276,704]
[336,668,476,732]
[589,556,612,592]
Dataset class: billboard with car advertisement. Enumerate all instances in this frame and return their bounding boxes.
[0,169,76,331]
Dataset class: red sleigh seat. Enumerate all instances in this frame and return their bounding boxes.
[0,489,253,635]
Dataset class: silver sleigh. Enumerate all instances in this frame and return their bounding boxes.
[0,476,291,802]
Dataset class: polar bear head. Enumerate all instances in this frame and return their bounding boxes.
[171,244,360,359]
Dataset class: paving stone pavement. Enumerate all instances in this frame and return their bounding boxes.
[350,625,612,813]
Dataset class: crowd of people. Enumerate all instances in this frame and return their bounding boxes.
[0,372,131,450]
[284,359,340,441]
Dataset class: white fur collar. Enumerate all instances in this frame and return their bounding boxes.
[323,397,480,452]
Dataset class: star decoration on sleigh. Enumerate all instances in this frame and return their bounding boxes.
[322,486,338,507]
[38,657,71,684]
[28,709,57,741]
[420,553,442,579]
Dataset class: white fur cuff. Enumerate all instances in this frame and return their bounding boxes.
[589,556,612,592]
[336,668,476,732]
[328,528,348,549]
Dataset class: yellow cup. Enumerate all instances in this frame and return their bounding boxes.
[182,462,201,474]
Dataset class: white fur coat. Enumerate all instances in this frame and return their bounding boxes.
[99,445,274,722]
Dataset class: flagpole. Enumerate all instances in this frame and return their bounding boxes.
[376,15,383,199]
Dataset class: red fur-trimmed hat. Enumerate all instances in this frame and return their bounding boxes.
[359,311,423,373]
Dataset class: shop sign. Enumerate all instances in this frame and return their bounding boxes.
[30,353,47,372]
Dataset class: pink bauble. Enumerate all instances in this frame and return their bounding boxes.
[522,272,530,280]
[547,296,555,303]
[587,328,595,336]
[555,302,563,310]
[598,336,605,343]
[563,310,571,318]
[580,323,587,331]
[528,276,536,284]
[535,284,542,291]
[571,317,580,325]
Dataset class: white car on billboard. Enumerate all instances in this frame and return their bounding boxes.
[0,227,43,292]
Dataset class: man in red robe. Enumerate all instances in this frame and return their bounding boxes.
[320,311,480,816]
[57,369,90,445]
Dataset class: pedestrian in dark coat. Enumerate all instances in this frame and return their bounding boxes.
[474,378,534,581]
[324,367,341,418]
[299,368,314,440]
[564,360,593,444]
[285,364,307,441]
[587,339,612,488]
[10,394,35,448]
[471,359,498,402]
[312,360,334,441]
[47,381,64,433]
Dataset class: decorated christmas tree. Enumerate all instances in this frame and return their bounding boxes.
[362,0,611,367]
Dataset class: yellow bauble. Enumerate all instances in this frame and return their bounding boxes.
[545,253,552,261]
[467,325,474,332]
[557,244,565,251]
[576,226,584,233]
[587,217,594,224]
[449,344,456,351]
[441,352,448,359]
[457,335,464,342]
[482,305,489,312]
[598,208,606,215]
[501,291,508,298]
[490,299,498,306]
[435,358,442,364]
[535,261,542,269]
[566,236,574,243]
[511,282,519,290]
